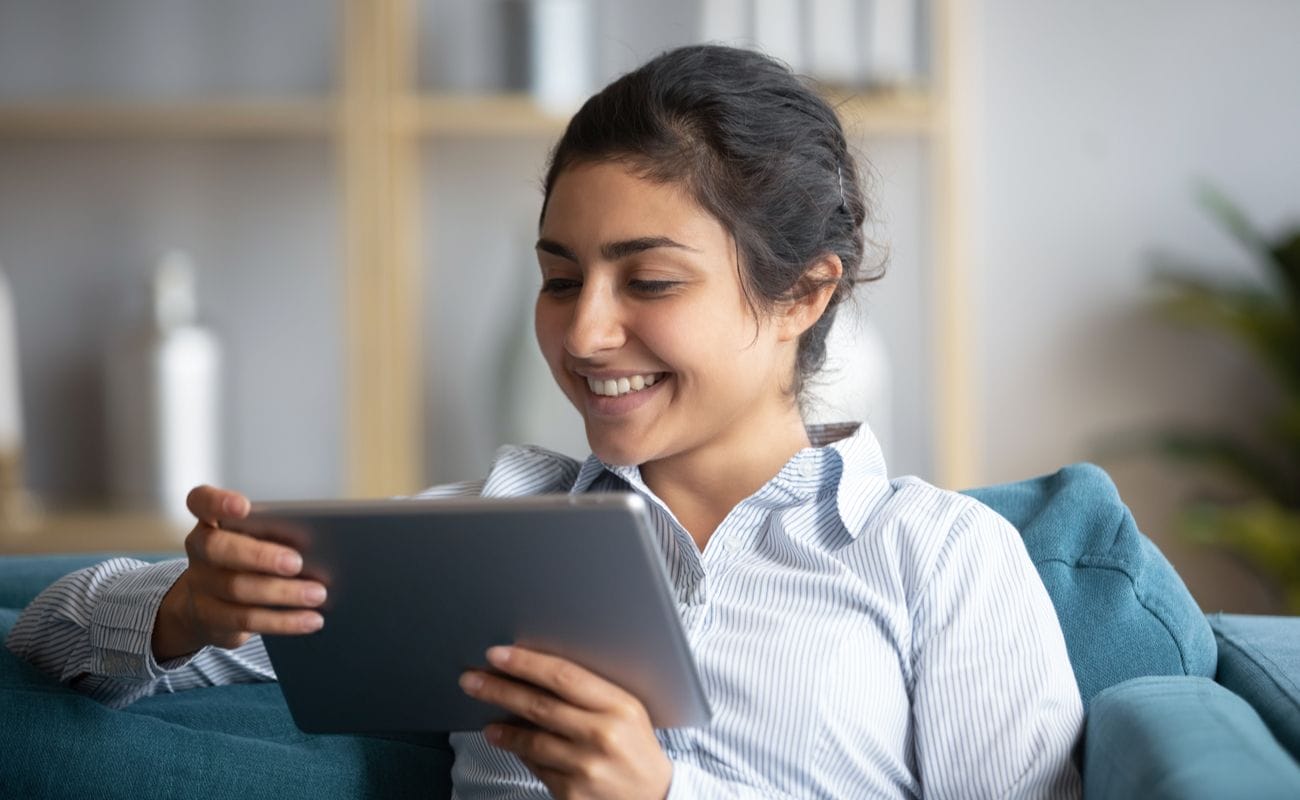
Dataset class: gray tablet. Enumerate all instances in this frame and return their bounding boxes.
[225,492,711,734]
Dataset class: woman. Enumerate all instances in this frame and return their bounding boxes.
[9,46,1083,798]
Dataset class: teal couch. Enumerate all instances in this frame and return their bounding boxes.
[3,464,1299,798]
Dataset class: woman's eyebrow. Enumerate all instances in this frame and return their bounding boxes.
[535,236,700,262]
[535,238,577,261]
[601,236,700,260]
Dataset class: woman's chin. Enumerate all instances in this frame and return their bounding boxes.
[584,430,653,467]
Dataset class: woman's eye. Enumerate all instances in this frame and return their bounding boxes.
[540,278,580,296]
[628,279,679,295]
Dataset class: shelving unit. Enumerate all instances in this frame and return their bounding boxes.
[0,0,971,551]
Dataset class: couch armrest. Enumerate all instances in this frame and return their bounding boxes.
[1084,676,1300,800]
[1211,613,1300,762]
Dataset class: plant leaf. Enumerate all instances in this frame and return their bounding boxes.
[1178,500,1300,614]
[1151,272,1300,393]
[1136,431,1298,507]
[1195,182,1300,306]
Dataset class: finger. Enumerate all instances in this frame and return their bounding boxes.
[460,671,588,740]
[194,593,324,641]
[485,724,584,773]
[189,526,304,577]
[186,485,251,526]
[486,646,633,714]
[205,568,327,609]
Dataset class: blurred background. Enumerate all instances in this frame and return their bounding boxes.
[0,0,1296,614]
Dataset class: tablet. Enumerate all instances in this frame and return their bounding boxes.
[225,492,711,734]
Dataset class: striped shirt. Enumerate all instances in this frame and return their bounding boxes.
[8,423,1083,798]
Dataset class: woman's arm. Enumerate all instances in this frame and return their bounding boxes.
[5,557,275,710]
[909,504,1084,799]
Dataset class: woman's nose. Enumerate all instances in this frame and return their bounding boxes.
[564,285,625,358]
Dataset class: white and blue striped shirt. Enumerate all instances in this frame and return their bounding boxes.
[8,423,1083,798]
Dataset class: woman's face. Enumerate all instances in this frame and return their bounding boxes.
[535,161,799,467]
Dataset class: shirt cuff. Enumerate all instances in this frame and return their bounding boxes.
[88,558,207,680]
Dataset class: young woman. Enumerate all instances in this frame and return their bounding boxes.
[9,46,1083,798]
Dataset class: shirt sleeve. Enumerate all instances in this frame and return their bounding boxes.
[5,557,275,710]
[909,504,1084,800]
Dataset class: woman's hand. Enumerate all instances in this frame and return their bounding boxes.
[151,485,328,662]
[460,646,673,800]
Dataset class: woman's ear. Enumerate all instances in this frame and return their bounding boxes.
[776,253,844,342]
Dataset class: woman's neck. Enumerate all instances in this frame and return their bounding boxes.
[639,405,811,551]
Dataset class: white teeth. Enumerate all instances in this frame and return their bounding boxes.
[585,373,663,397]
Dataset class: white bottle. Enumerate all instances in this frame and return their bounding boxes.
[106,252,222,526]
[0,265,22,459]
[528,0,593,114]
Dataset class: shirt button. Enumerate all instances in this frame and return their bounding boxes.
[723,538,740,553]
[797,461,813,478]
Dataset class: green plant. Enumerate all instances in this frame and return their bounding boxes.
[1149,185,1300,612]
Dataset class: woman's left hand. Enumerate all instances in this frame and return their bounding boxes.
[460,645,672,800]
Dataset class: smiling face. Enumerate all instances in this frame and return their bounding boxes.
[534,161,804,469]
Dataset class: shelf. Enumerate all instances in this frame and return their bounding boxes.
[0,510,187,555]
[0,89,935,142]
[410,88,936,139]
[0,99,334,139]
[409,93,572,138]
[830,88,937,136]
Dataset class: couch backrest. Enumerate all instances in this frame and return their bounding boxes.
[965,463,1217,708]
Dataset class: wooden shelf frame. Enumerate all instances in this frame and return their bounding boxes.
[0,0,974,502]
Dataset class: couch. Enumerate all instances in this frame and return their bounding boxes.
[2,463,1298,798]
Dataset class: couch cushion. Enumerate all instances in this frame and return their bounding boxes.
[1,600,453,799]
[965,463,1217,707]
[1085,676,1300,799]
[1210,613,1300,762]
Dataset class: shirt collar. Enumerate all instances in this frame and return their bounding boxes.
[568,421,891,539]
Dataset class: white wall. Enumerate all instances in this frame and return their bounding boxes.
[970,0,1300,611]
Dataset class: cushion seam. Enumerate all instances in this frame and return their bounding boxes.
[1032,556,1194,675]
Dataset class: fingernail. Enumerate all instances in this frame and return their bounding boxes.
[460,672,484,693]
[304,614,324,632]
[279,553,303,574]
[484,725,503,744]
[486,646,512,666]
[304,585,327,604]
[223,496,249,516]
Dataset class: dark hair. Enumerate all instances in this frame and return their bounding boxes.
[540,44,883,400]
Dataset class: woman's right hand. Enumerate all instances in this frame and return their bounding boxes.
[152,485,327,662]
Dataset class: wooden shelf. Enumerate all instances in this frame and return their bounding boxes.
[0,511,187,555]
[0,99,334,139]
[408,93,571,138]
[831,88,936,135]
[409,88,936,139]
[0,91,935,142]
